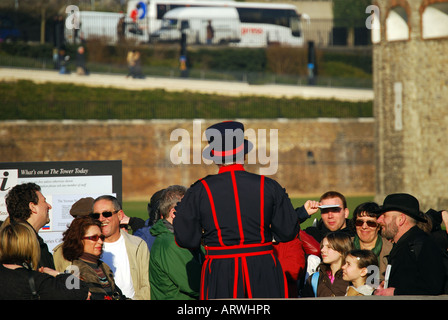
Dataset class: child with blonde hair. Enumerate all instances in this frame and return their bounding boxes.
[342,249,379,296]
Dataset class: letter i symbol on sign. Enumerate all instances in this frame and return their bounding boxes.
[0,171,10,191]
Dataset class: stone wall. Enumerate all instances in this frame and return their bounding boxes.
[0,119,374,200]
[373,0,448,210]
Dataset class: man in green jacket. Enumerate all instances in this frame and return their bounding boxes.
[149,185,204,300]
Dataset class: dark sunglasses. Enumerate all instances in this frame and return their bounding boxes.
[82,234,105,241]
[90,210,119,219]
[355,219,378,228]
[321,207,342,214]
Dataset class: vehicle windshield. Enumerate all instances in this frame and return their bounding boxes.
[161,18,178,30]
[290,16,301,37]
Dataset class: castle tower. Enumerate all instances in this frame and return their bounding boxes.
[373,0,448,210]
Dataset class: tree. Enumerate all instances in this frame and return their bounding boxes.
[332,0,372,46]
[8,0,66,44]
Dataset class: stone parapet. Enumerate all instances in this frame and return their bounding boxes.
[0,119,374,200]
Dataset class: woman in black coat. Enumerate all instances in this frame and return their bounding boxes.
[0,220,90,300]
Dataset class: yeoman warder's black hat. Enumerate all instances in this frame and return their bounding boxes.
[202,121,253,163]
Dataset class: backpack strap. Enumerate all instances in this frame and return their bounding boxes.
[311,271,319,297]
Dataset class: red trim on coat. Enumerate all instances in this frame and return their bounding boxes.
[218,163,245,174]
[206,242,273,253]
[259,175,265,243]
[201,243,288,299]
[206,250,275,259]
[230,170,245,245]
[200,179,225,247]
[233,257,239,298]
[200,259,206,300]
[242,256,253,298]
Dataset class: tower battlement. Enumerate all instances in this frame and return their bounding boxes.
[373,0,448,210]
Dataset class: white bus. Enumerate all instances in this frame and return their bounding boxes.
[152,7,241,44]
[126,0,304,47]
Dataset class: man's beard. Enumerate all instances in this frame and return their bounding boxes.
[381,219,398,241]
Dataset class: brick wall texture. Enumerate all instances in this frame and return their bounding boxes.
[0,119,374,200]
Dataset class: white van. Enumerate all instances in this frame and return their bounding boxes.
[150,7,241,44]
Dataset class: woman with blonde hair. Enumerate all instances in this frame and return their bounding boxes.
[302,231,353,297]
[0,220,90,300]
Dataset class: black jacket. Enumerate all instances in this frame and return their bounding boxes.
[0,264,89,300]
[173,164,299,299]
[174,165,299,248]
[37,233,55,270]
[303,218,355,244]
[21,220,55,270]
[388,226,446,295]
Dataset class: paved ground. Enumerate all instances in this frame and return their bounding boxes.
[0,67,373,102]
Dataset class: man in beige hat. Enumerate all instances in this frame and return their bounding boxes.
[69,197,95,218]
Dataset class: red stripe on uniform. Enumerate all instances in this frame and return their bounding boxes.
[230,171,245,245]
[201,179,225,247]
[242,256,253,298]
[200,259,207,300]
[260,175,265,243]
[206,242,273,252]
[207,250,274,259]
[233,257,239,298]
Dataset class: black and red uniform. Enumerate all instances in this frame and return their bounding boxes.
[173,164,299,299]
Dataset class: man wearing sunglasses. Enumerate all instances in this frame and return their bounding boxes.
[92,195,150,300]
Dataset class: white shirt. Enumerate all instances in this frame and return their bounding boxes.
[102,234,135,299]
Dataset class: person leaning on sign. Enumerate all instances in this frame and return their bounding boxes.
[4,182,55,269]
[173,120,299,299]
